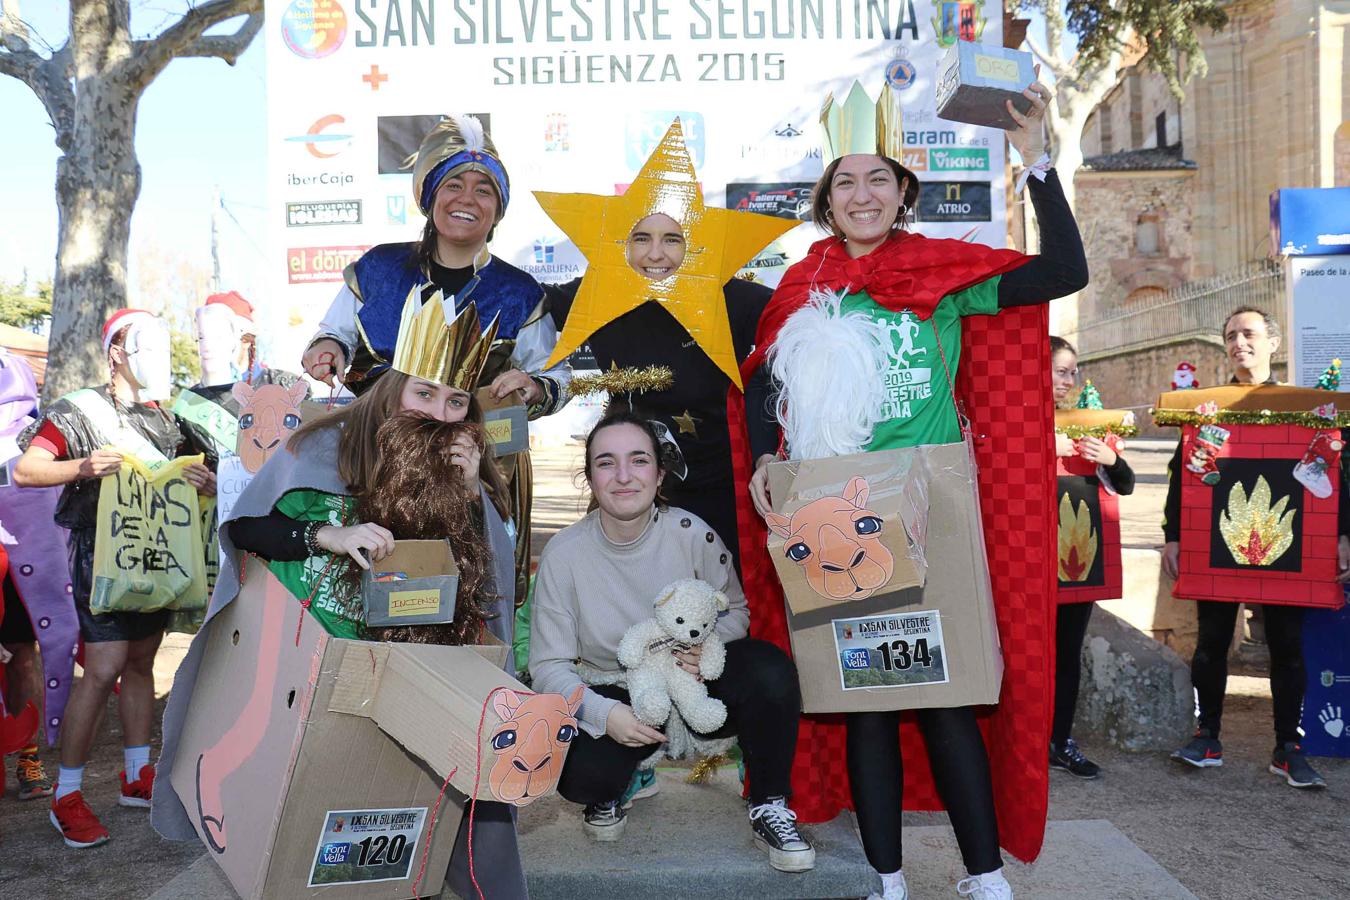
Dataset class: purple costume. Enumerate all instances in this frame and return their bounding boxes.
[0,350,77,745]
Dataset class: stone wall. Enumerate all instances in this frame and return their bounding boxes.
[1072,170,1196,328]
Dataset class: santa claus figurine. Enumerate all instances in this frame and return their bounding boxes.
[1172,361,1199,390]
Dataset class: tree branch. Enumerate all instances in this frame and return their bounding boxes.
[1025,31,1070,82]
[129,0,262,89]
[0,5,75,152]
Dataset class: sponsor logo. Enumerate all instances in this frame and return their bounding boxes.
[726,183,814,221]
[286,200,361,227]
[841,648,871,670]
[287,246,369,284]
[743,250,789,270]
[518,235,583,282]
[543,113,570,152]
[928,148,990,172]
[386,195,407,225]
[916,182,992,223]
[284,114,352,159]
[885,59,917,90]
[902,149,929,172]
[626,111,705,169]
[286,171,355,188]
[931,0,987,47]
[738,121,820,165]
[280,0,347,59]
[377,114,491,175]
[319,842,351,865]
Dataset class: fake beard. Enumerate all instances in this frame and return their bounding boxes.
[356,414,495,645]
[125,319,173,402]
[196,305,245,385]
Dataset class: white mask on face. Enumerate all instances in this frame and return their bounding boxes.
[196,305,250,386]
[124,318,173,402]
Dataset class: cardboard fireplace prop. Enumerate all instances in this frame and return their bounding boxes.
[1054,409,1137,604]
[766,442,1003,713]
[167,560,579,900]
[1155,384,1350,609]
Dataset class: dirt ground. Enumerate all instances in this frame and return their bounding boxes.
[2,440,1347,899]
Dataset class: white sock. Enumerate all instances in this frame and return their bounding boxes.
[56,765,84,800]
[124,745,151,777]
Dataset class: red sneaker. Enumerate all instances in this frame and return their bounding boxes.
[119,764,154,808]
[50,792,111,848]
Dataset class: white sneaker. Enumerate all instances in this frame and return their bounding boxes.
[956,868,1013,899]
[867,868,909,900]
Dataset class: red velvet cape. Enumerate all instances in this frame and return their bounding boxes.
[728,232,1057,863]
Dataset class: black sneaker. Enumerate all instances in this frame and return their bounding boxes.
[748,797,816,873]
[1171,731,1223,768]
[1049,738,1101,779]
[582,800,626,842]
[1270,743,1327,789]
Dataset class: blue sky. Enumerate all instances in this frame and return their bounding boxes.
[0,4,268,299]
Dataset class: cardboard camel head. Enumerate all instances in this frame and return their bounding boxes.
[765,475,895,600]
[232,381,307,474]
[487,686,583,806]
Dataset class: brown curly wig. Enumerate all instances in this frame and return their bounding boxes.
[355,414,497,645]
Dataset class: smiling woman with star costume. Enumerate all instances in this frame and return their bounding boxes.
[302,115,569,605]
[539,120,795,570]
[736,76,1088,900]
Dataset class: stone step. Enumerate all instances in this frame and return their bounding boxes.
[516,765,873,899]
[149,767,1198,900]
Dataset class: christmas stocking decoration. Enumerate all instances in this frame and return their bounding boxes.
[1293,430,1345,499]
[1186,424,1230,486]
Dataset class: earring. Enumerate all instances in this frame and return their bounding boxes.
[894,203,910,229]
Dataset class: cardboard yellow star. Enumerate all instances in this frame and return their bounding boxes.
[535,120,797,389]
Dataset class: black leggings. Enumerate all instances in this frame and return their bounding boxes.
[846,707,1001,876]
[1192,601,1306,746]
[557,638,800,805]
[1052,602,1094,745]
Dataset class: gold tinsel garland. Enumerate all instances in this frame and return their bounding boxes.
[1054,424,1140,439]
[568,365,674,398]
[1152,409,1350,428]
[684,752,732,784]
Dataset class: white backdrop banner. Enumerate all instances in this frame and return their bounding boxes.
[265,0,1008,368]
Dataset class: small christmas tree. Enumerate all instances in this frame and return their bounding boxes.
[1076,380,1103,410]
[1315,358,1341,391]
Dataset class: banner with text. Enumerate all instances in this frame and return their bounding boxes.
[265,0,1009,368]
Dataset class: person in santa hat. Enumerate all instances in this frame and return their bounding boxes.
[175,291,306,466]
[12,309,215,849]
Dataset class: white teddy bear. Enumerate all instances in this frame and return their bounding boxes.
[617,579,729,735]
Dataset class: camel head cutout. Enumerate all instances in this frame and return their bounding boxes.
[487,685,583,806]
[765,475,895,601]
[232,381,307,474]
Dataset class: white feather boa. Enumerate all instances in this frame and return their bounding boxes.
[767,288,889,459]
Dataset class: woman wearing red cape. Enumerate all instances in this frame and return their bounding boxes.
[729,76,1088,900]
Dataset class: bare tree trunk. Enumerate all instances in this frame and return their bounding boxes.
[48,109,141,400]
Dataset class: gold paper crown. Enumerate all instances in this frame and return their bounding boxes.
[820,81,905,164]
[391,288,498,391]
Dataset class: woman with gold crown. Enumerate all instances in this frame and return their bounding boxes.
[153,298,533,897]
[301,114,569,606]
[734,74,1087,900]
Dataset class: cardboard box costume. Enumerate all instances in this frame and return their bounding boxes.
[1054,409,1135,604]
[1156,385,1350,609]
[765,443,1004,713]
